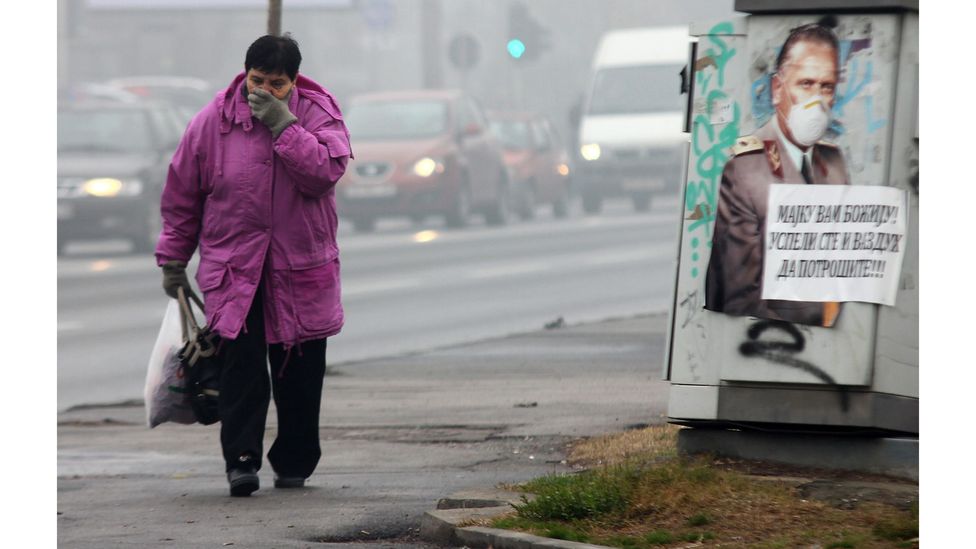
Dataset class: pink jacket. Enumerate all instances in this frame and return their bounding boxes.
[155,71,352,345]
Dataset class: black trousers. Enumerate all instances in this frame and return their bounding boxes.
[218,287,327,478]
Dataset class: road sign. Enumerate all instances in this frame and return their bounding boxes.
[359,0,395,31]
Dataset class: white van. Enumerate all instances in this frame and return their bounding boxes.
[577,26,690,213]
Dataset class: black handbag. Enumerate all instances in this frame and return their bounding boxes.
[176,287,222,425]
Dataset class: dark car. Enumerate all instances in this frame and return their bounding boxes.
[488,111,574,220]
[337,89,511,232]
[57,100,186,255]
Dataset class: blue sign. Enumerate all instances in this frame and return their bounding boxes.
[359,0,395,31]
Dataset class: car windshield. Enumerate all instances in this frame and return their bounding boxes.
[345,100,448,140]
[58,108,155,153]
[587,65,683,115]
[489,120,532,150]
[120,86,210,124]
[121,86,209,110]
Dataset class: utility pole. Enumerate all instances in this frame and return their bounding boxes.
[420,0,443,89]
[268,0,282,36]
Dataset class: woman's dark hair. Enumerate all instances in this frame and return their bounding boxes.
[245,34,302,80]
[775,17,840,75]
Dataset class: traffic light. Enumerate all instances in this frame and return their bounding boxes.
[507,1,550,61]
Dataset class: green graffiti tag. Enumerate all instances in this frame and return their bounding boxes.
[694,22,736,89]
[688,92,740,234]
[686,22,738,279]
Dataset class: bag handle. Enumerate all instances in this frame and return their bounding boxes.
[176,286,206,340]
[176,287,218,363]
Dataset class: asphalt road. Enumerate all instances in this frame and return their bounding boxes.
[57,196,680,412]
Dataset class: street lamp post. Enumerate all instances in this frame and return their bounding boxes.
[268,0,282,36]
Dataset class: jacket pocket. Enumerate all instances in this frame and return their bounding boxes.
[288,257,341,333]
[195,257,233,327]
[317,129,352,159]
[196,258,228,291]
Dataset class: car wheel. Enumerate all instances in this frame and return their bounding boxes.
[484,175,512,226]
[553,186,571,219]
[517,182,536,221]
[444,181,471,229]
[632,192,652,212]
[133,206,162,255]
[582,192,602,215]
[352,217,376,233]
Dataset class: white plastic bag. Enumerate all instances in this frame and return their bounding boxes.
[144,299,196,427]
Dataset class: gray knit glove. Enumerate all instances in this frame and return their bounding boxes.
[248,88,298,138]
[161,260,194,299]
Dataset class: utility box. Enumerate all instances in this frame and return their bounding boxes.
[665,1,918,435]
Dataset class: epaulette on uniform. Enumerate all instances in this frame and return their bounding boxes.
[816,140,840,149]
[731,135,763,156]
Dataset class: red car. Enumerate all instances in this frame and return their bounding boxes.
[337,90,512,232]
[487,111,573,220]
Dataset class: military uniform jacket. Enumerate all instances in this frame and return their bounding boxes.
[704,120,849,326]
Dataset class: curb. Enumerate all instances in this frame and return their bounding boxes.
[458,527,613,549]
[419,489,615,549]
[420,478,919,548]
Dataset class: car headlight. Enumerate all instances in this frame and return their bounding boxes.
[412,157,444,178]
[580,143,601,161]
[82,177,144,197]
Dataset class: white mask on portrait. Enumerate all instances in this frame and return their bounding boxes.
[785,95,831,147]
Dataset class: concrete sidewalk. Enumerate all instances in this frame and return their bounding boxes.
[58,314,672,548]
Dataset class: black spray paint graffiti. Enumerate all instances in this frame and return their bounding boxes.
[739,320,849,412]
[679,290,701,329]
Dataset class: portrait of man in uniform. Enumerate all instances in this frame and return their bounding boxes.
[704,20,850,327]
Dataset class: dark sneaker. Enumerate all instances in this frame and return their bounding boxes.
[273,475,306,489]
[227,467,259,497]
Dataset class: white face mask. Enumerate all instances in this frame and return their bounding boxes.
[785,95,830,147]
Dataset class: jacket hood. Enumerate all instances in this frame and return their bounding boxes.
[212,71,348,176]
[217,71,344,132]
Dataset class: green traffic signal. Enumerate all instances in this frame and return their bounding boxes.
[507,39,526,59]
[507,2,549,62]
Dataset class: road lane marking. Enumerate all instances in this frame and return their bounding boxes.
[58,256,179,279]
[57,321,83,332]
[335,209,675,252]
[343,278,423,297]
[465,262,549,280]
[58,208,676,280]
[584,242,674,266]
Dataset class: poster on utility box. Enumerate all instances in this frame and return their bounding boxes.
[761,184,908,306]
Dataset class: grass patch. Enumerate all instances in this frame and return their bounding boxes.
[602,535,642,548]
[680,531,715,542]
[872,515,918,541]
[492,516,590,542]
[493,426,918,548]
[686,512,713,526]
[643,531,674,545]
[542,523,589,542]
[514,466,639,520]
[569,423,680,467]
